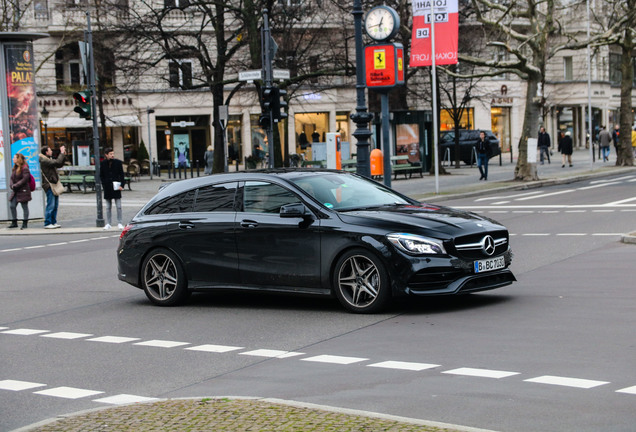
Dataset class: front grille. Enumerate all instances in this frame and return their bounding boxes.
[458,271,516,293]
[408,268,466,291]
[451,231,509,260]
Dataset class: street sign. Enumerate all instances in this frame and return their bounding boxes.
[273,69,290,80]
[238,70,263,81]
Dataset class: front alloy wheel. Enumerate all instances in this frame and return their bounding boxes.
[333,249,390,313]
[141,248,188,306]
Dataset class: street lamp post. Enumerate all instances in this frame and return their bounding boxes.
[41,106,49,147]
[351,0,373,178]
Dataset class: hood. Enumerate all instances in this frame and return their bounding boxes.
[337,203,503,237]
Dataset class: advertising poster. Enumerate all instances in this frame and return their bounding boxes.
[396,124,421,164]
[0,100,5,188]
[5,43,41,183]
[173,133,190,168]
[410,0,459,67]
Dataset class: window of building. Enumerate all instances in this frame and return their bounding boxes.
[609,53,621,85]
[55,45,84,89]
[169,60,193,89]
[195,183,237,212]
[66,0,87,7]
[440,108,474,131]
[165,0,190,8]
[564,56,573,81]
[34,0,48,19]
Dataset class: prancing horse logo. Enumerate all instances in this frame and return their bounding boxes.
[482,235,496,256]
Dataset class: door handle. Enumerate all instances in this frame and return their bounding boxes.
[240,220,258,228]
[178,221,195,230]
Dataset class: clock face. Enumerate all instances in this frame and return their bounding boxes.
[365,6,399,41]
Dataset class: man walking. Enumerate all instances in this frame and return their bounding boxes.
[475,130,491,181]
[39,145,66,229]
[612,124,620,156]
[99,148,125,230]
[598,125,612,162]
[538,127,551,165]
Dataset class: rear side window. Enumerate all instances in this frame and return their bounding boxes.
[194,182,237,212]
[145,189,196,215]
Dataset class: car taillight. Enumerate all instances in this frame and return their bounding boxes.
[120,224,132,240]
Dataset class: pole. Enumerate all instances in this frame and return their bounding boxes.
[351,0,373,178]
[430,0,440,194]
[262,9,275,169]
[381,93,391,187]
[586,0,594,170]
[146,107,154,179]
[86,11,104,227]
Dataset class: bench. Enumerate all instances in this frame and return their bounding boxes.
[390,155,423,180]
[59,175,132,193]
[341,159,357,172]
[301,160,326,168]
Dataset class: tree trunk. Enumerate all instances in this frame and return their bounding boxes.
[616,27,634,167]
[514,79,541,181]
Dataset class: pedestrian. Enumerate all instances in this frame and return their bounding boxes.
[39,145,66,229]
[631,126,636,158]
[559,131,573,168]
[8,153,32,230]
[475,130,491,181]
[612,124,620,156]
[598,125,612,162]
[538,126,551,165]
[100,147,125,230]
[204,145,214,175]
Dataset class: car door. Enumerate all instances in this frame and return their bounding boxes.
[236,180,322,290]
[166,182,240,286]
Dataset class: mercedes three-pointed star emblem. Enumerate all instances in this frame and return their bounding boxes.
[482,235,496,256]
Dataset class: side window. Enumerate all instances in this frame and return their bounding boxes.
[243,181,300,214]
[194,182,237,212]
[145,189,196,215]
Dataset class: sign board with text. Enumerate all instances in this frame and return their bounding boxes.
[364,43,405,89]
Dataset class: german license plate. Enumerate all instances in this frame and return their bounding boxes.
[474,256,506,273]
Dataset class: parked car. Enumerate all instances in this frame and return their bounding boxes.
[117,170,515,313]
[440,130,501,165]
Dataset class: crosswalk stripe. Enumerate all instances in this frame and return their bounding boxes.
[442,367,519,379]
[301,355,368,365]
[34,386,104,399]
[0,380,46,391]
[94,394,160,405]
[524,375,609,389]
[367,361,440,371]
[185,344,243,353]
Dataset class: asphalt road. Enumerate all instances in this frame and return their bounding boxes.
[1,173,635,431]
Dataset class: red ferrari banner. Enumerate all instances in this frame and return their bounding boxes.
[410,0,458,67]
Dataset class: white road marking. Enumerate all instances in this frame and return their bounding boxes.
[41,332,93,340]
[524,375,609,389]
[24,245,45,249]
[442,367,519,379]
[616,386,636,395]
[556,233,587,236]
[69,239,90,243]
[134,340,190,348]
[592,233,623,236]
[592,209,615,213]
[94,394,159,405]
[492,201,510,205]
[522,233,551,236]
[87,336,140,344]
[2,328,49,336]
[604,197,636,206]
[512,210,534,214]
[240,349,305,358]
[367,361,440,371]
[46,242,69,247]
[578,182,622,190]
[0,327,7,330]
[515,189,576,201]
[34,386,104,399]
[185,344,243,353]
[301,355,369,365]
[565,210,586,213]
[0,380,46,391]
[475,191,543,202]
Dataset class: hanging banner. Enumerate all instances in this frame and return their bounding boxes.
[4,43,41,183]
[410,0,459,67]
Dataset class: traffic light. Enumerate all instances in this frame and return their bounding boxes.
[72,90,91,120]
[275,87,288,121]
[258,113,270,129]
[262,86,275,113]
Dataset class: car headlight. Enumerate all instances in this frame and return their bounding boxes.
[387,233,447,255]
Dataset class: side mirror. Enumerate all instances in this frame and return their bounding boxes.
[280,202,309,218]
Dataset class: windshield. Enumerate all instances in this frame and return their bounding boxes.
[289,172,412,211]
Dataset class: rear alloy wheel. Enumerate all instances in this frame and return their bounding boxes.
[333,249,390,313]
[141,248,188,306]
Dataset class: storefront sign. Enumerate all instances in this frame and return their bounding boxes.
[491,97,514,105]
[410,0,458,67]
[4,43,40,183]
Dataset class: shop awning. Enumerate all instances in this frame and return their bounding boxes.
[46,115,141,128]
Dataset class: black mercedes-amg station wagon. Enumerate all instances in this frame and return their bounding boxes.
[118,170,515,313]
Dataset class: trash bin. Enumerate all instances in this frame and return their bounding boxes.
[370,148,384,176]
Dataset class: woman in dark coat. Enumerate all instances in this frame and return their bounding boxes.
[559,131,574,167]
[8,153,32,229]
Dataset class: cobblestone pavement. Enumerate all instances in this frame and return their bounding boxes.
[21,398,494,432]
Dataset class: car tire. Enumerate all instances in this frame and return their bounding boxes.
[333,248,391,313]
[141,248,189,306]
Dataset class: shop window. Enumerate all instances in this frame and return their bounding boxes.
[227,115,243,162]
[440,108,474,131]
[294,112,329,160]
[169,60,193,89]
[564,56,573,81]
